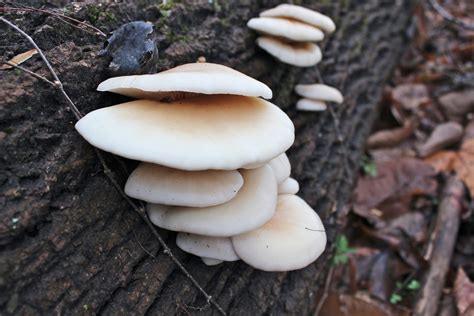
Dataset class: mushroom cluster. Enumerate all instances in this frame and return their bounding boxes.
[248,4,336,67]
[294,83,344,112]
[75,62,327,271]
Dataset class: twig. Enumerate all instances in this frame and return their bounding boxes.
[2,61,56,86]
[414,175,464,316]
[427,0,474,30]
[1,5,107,37]
[314,266,334,316]
[0,16,226,316]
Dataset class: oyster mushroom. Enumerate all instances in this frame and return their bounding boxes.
[75,95,294,171]
[260,4,336,34]
[125,163,243,207]
[176,233,239,263]
[232,194,326,272]
[97,62,272,100]
[257,36,322,67]
[147,165,278,237]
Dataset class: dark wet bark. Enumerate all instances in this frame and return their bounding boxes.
[0,0,413,314]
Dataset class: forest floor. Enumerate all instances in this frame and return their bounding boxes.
[320,1,474,315]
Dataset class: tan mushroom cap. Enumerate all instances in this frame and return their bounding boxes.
[97,62,272,100]
[260,4,336,33]
[232,194,326,272]
[125,163,243,207]
[201,257,223,266]
[176,233,239,261]
[75,95,294,171]
[296,99,327,111]
[278,177,299,194]
[268,153,291,184]
[257,37,322,67]
[248,17,324,42]
[147,165,278,237]
[295,84,343,103]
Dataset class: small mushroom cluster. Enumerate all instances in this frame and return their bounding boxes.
[75,62,327,271]
[248,4,336,67]
[294,83,344,112]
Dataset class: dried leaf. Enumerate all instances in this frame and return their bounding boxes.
[454,139,474,197]
[454,268,474,315]
[354,158,437,221]
[367,120,416,149]
[418,122,463,157]
[0,49,38,70]
[438,90,474,123]
[319,291,410,316]
[391,84,430,111]
[424,151,457,172]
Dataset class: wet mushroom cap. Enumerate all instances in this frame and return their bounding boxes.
[97,62,272,100]
[257,36,322,67]
[278,177,299,194]
[268,153,291,184]
[296,99,327,111]
[147,165,278,237]
[260,4,336,33]
[295,84,343,103]
[125,163,243,207]
[248,17,324,42]
[232,194,326,272]
[176,233,239,261]
[75,95,294,171]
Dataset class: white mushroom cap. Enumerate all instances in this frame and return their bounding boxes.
[296,99,327,111]
[125,163,243,207]
[176,233,239,261]
[248,17,324,42]
[232,194,326,272]
[260,4,336,33]
[257,37,322,67]
[147,165,278,237]
[268,153,291,184]
[295,84,343,103]
[201,257,223,266]
[75,95,294,171]
[97,62,272,100]
[278,177,299,194]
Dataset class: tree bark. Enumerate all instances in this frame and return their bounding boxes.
[0,0,413,315]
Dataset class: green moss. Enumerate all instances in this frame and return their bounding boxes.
[87,4,117,24]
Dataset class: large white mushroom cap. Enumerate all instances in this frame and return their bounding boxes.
[232,194,326,272]
[97,62,272,100]
[295,84,344,103]
[147,165,278,237]
[257,37,322,67]
[125,163,243,207]
[176,233,239,261]
[268,153,291,184]
[278,177,299,194]
[248,17,324,42]
[75,95,294,171]
[296,99,327,111]
[260,4,336,33]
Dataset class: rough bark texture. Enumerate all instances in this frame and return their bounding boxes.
[0,1,413,315]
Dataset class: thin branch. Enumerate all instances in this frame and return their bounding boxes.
[0,16,226,316]
[427,0,474,30]
[314,266,334,316]
[2,61,56,86]
[1,5,107,37]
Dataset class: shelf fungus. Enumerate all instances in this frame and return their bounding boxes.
[248,4,335,67]
[295,83,344,112]
[76,62,326,271]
